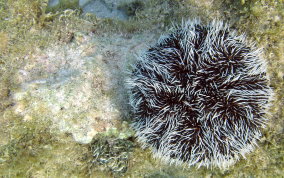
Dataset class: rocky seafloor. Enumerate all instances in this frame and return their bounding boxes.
[0,0,283,177]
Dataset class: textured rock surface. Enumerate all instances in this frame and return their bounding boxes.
[82,0,128,20]
[14,34,112,144]
[13,32,153,144]
[48,0,59,7]
[47,0,137,20]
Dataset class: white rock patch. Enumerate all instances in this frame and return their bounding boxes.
[13,32,155,144]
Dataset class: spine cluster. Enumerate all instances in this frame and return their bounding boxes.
[127,20,272,169]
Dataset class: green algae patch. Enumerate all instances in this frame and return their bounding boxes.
[0,120,90,177]
[0,32,9,54]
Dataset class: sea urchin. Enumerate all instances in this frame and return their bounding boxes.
[127,20,272,169]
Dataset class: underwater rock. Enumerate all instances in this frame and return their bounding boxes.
[14,34,117,144]
[81,0,129,20]
[12,33,127,144]
[47,0,141,20]
[79,0,91,7]
[48,0,60,7]
[13,31,153,144]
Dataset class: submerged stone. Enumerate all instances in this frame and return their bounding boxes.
[82,0,128,20]
[47,0,140,20]
[13,34,118,144]
[12,31,150,144]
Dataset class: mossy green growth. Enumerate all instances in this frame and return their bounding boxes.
[0,115,52,176]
